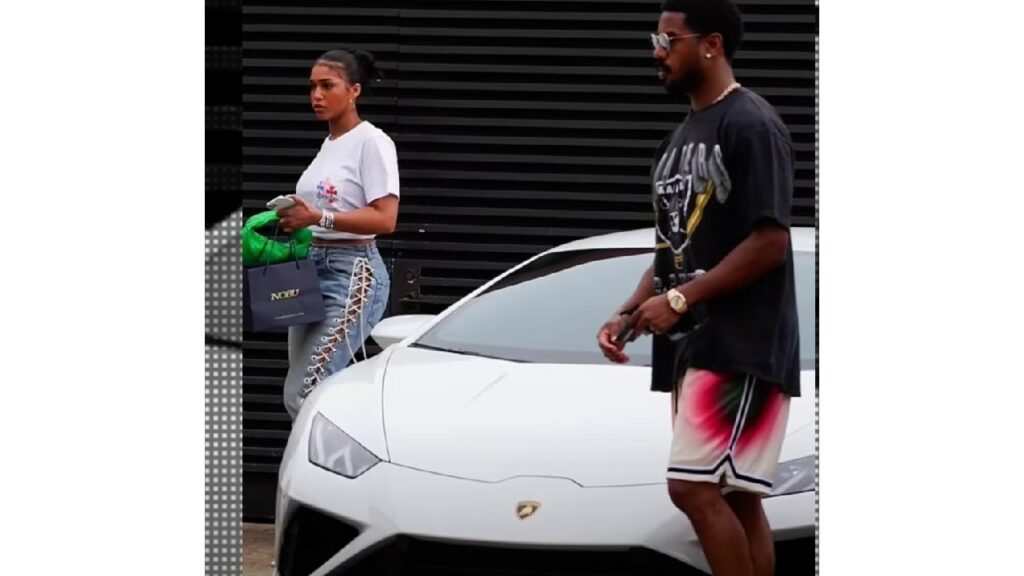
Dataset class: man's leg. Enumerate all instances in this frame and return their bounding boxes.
[667,370,767,576]
[668,480,753,576]
[723,378,791,576]
[725,491,774,576]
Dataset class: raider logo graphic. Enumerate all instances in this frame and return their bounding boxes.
[654,141,734,270]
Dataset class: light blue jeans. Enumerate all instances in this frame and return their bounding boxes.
[283,244,390,420]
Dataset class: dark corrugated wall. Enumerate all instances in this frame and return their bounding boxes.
[242,0,817,519]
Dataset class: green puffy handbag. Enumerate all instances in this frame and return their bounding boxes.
[241,210,313,266]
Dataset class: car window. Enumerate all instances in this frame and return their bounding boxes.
[416,247,816,368]
[794,250,816,367]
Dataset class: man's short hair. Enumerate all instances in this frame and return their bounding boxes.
[660,0,745,61]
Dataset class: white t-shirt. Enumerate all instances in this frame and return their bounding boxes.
[295,121,400,240]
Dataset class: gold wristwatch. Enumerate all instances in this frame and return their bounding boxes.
[666,288,688,315]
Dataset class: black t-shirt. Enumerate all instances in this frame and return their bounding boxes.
[649,87,801,397]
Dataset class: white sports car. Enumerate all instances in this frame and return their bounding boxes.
[274,227,816,576]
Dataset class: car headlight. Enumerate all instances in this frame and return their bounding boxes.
[769,455,816,497]
[308,413,380,478]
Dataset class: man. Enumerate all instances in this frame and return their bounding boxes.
[596,1,801,575]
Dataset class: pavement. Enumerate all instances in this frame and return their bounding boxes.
[243,522,276,576]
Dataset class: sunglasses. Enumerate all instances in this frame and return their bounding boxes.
[650,32,704,51]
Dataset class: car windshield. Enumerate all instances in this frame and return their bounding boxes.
[415,247,816,368]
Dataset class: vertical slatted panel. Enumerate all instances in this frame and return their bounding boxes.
[242,0,817,519]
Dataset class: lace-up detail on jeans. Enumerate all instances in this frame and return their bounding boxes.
[300,257,374,397]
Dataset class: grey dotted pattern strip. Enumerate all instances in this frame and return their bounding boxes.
[207,106,242,132]
[206,210,242,575]
[207,46,243,71]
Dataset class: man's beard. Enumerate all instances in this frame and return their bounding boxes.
[662,61,704,99]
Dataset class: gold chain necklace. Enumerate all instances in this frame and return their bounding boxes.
[711,82,741,106]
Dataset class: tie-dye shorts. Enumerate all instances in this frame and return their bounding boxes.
[667,369,790,495]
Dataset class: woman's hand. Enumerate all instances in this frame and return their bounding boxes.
[278,196,322,232]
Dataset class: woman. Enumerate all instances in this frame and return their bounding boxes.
[276,49,399,420]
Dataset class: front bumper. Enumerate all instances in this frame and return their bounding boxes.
[274,456,815,576]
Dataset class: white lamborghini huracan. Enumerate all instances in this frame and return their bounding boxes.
[273,227,816,576]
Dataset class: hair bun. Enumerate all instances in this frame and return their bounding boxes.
[352,50,384,82]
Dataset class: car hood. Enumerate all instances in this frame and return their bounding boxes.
[380,346,815,487]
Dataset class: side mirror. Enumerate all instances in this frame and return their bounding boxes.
[371,314,436,349]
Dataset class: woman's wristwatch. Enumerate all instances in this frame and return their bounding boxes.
[318,210,334,230]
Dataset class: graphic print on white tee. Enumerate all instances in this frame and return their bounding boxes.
[315,177,339,209]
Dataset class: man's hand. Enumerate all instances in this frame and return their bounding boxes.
[278,195,321,232]
[630,294,681,336]
[596,314,631,364]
